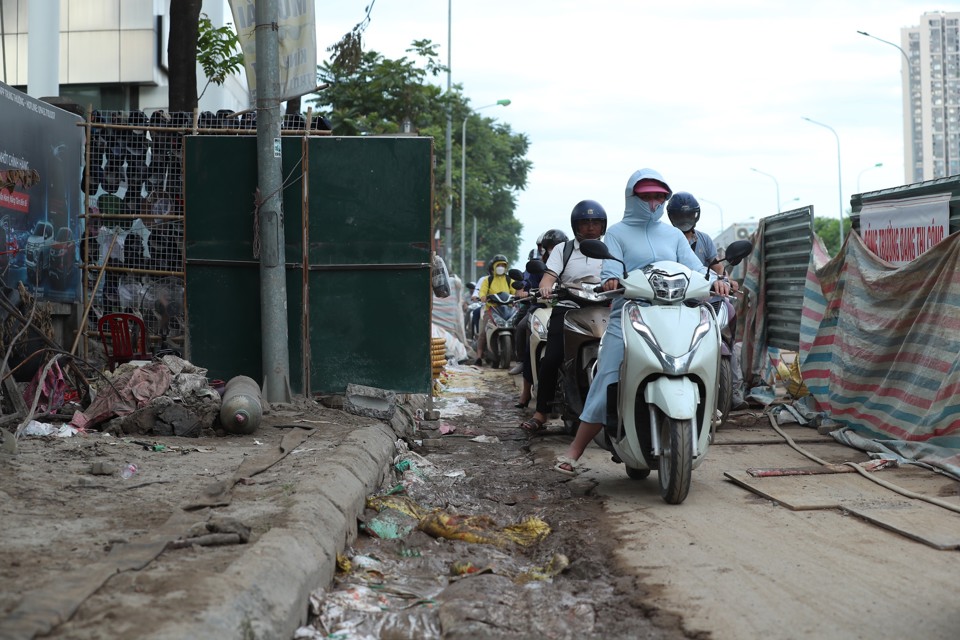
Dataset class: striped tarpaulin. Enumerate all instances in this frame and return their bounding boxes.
[801,230,960,477]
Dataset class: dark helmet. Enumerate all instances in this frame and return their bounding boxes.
[539,229,569,253]
[570,200,607,240]
[667,192,701,232]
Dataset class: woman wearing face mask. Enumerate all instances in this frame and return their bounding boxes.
[475,254,513,366]
[551,168,730,476]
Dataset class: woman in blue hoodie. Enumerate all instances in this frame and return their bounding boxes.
[552,168,731,476]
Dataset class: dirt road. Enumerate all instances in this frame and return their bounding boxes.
[530,398,960,639]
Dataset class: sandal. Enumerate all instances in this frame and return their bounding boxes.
[519,417,545,433]
[552,455,583,477]
[514,398,530,409]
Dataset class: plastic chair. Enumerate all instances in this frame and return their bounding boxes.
[97,313,149,371]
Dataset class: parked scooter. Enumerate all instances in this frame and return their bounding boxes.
[579,238,753,504]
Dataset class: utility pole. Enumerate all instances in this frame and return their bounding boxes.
[255,0,291,402]
[443,0,453,267]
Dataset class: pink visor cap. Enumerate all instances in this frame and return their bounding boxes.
[633,178,671,195]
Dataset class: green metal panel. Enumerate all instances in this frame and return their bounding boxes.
[183,135,432,395]
[305,136,433,393]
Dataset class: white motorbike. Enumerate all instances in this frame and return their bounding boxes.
[579,239,753,504]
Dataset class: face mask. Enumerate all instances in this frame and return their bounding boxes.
[495,266,506,275]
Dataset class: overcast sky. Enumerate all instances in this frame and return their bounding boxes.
[316,0,934,263]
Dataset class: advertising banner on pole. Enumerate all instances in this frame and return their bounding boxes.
[0,81,83,303]
[228,0,318,103]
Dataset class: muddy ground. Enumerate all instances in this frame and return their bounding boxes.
[298,366,692,640]
[0,396,377,640]
[1,364,702,639]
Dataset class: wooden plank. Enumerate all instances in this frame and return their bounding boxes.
[723,470,845,510]
[844,502,960,550]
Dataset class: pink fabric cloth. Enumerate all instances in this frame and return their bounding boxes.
[69,362,172,430]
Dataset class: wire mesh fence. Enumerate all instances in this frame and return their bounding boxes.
[81,108,330,360]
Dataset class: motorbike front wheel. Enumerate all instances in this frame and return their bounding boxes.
[657,409,693,504]
[717,356,733,429]
[498,334,512,370]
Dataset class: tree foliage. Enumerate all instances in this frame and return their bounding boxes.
[814,216,853,257]
[196,13,244,101]
[167,3,244,111]
[309,40,531,268]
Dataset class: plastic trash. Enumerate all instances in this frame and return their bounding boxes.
[119,463,138,479]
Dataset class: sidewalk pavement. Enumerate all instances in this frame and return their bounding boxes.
[0,394,426,640]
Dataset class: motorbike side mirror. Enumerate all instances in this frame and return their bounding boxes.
[578,239,627,279]
[525,259,546,275]
[723,240,754,267]
[508,268,525,282]
[511,280,525,291]
[466,281,476,291]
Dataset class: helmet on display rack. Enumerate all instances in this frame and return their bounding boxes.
[666,192,701,232]
[539,229,569,255]
[570,200,607,240]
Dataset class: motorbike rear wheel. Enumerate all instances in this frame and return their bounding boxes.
[717,355,733,429]
[657,409,693,504]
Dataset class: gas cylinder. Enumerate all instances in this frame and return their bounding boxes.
[219,375,263,434]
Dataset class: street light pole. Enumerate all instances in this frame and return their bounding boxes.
[858,30,913,183]
[857,162,883,192]
[460,99,511,278]
[443,0,453,264]
[780,197,800,210]
[699,198,724,232]
[749,168,780,213]
[802,116,844,246]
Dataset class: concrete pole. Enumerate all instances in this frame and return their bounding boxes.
[27,0,58,98]
[256,0,291,402]
[443,0,453,266]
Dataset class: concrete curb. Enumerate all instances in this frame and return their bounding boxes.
[154,412,410,639]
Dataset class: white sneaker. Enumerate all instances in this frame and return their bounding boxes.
[507,363,523,375]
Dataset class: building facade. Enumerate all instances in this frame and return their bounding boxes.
[0,0,248,113]
[903,11,960,182]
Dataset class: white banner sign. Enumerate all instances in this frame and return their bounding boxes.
[859,193,951,265]
[228,0,318,103]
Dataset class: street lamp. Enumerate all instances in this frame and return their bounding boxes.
[857,162,883,192]
[780,197,800,210]
[802,116,844,246]
[699,198,724,232]
[443,0,453,265]
[749,168,780,213]
[858,30,913,182]
[460,99,511,278]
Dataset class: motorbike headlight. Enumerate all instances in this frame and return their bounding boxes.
[492,313,509,328]
[648,271,689,302]
[689,305,712,350]
[531,313,548,340]
[627,302,659,350]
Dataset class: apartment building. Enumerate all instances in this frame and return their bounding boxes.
[903,11,960,182]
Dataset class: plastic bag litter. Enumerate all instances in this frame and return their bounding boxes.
[470,435,500,444]
[418,511,550,548]
[20,421,79,438]
[307,581,443,640]
[515,553,571,584]
[776,356,809,398]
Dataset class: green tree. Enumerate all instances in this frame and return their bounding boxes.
[167,3,243,112]
[309,40,531,265]
[196,13,244,101]
[813,216,853,256]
